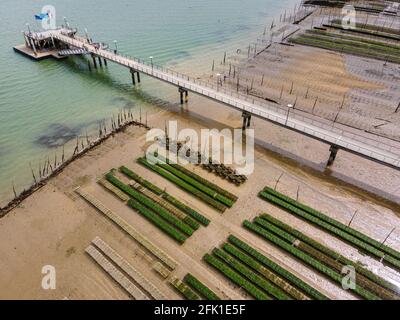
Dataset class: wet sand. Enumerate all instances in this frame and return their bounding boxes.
[0,103,399,299]
[1,3,400,300]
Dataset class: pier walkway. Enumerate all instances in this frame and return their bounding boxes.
[22,28,400,170]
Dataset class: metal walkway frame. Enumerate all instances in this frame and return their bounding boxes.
[37,29,400,170]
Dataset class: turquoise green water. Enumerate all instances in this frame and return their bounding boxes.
[0,0,298,205]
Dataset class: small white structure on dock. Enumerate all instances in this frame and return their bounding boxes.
[14,27,78,60]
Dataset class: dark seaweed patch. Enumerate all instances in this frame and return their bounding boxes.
[35,123,79,148]
[112,96,130,103]
[235,24,251,31]
[111,96,136,109]
[174,51,191,60]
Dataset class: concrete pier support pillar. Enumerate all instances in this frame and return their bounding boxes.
[98,57,103,67]
[92,55,97,69]
[131,71,136,85]
[103,58,107,66]
[179,87,188,105]
[327,145,339,167]
[87,60,92,72]
[130,69,140,86]
[246,114,251,128]
[242,111,251,130]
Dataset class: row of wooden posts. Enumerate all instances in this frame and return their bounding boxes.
[213,43,400,130]
[1,109,150,216]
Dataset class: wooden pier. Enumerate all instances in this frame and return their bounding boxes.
[13,44,66,60]
[14,27,400,171]
[13,28,77,60]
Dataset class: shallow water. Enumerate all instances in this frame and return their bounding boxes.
[0,0,298,205]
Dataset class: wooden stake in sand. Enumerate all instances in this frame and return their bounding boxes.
[42,159,46,177]
[348,210,358,227]
[312,97,318,114]
[38,161,42,179]
[395,101,400,114]
[381,227,396,246]
[29,162,37,184]
[274,172,284,190]
[333,95,346,123]
[12,181,17,199]
[48,156,53,173]
[62,144,65,163]
[73,136,79,155]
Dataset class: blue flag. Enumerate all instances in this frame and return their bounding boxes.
[34,13,49,21]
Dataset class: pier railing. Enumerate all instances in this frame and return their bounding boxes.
[51,31,400,169]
